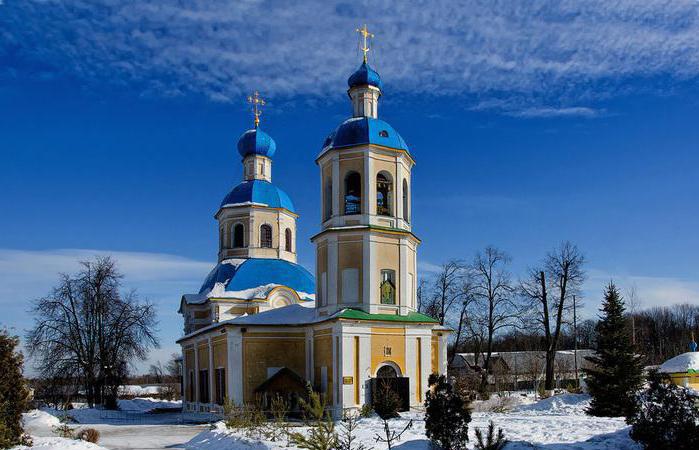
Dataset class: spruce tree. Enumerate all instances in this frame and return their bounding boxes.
[424,374,471,450]
[0,329,30,449]
[584,282,644,417]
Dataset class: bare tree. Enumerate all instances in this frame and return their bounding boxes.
[26,257,159,408]
[625,284,642,347]
[149,361,164,384]
[416,277,433,315]
[430,260,466,325]
[468,246,517,391]
[448,274,476,365]
[520,241,585,392]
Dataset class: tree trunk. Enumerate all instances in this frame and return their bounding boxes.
[544,349,556,392]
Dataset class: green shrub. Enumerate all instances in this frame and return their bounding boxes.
[424,374,471,450]
[358,403,374,418]
[628,372,699,450]
[474,421,507,450]
[289,386,337,450]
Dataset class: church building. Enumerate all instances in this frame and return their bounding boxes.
[177,27,449,414]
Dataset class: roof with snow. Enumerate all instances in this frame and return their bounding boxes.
[659,352,699,374]
[177,305,439,342]
[219,180,295,213]
[182,258,315,304]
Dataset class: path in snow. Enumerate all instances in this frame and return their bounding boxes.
[22,406,209,450]
[91,424,207,450]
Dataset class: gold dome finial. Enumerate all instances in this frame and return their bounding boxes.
[355,24,374,63]
[247,91,266,128]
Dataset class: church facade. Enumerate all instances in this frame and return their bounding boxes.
[177,37,449,414]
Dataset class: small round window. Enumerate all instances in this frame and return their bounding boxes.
[379,130,389,138]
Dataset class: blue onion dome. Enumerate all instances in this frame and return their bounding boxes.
[237,127,277,159]
[220,179,295,213]
[347,61,383,90]
[321,117,409,153]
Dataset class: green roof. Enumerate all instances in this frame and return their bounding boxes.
[337,309,439,323]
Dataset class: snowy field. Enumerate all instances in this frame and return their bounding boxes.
[14,394,640,450]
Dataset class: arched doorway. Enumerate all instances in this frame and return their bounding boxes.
[371,362,409,412]
[375,361,401,378]
[377,365,398,378]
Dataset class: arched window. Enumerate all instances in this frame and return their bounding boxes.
[402,179,409,222]
[323,178,332,221]
[260,224,273,248]
[344,171,361,215]
[232,223,245,248]
[376,172,393,216]
[285,228,292,252]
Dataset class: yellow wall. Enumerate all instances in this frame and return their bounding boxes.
[184,348,195,401]
[370,327,406,375]
[338,238,363,304]
[212,336,227,369]
[242,331,306,403]
[376,241,400,304]
[314,330,334,403]
[197,343,209,370]
[669,373,699,389]
[431,335,439,375]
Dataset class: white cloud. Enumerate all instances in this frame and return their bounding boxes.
[418,260,443,275]
[582,268,699,316]
[0,248,211,374]
[510,106,603,118]
[2,0,699,113]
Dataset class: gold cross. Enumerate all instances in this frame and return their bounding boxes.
[247,91,266,128]
[355,24,374,63]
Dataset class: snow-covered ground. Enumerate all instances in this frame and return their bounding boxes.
[15,394,640,450]
[186,393,640,450]
[18,407,206,450]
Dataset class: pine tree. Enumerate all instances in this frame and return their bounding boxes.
[584,282,644,417]
[0,329,30,449]
[424,374,471,450]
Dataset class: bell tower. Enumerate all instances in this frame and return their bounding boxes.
[216,92,299,264]
[312,26,419,317]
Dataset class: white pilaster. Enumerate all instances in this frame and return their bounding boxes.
[305,328,314,384]
[328,235,338,307]
[396,162,404,225]
[331,330,339,409]
[363,154,373,224]
[359,331,372,404]
[420,332,431,402]
[362,233,372,312]
[399,238,409,316]
[226,329,244,405]
[404,334,417,405]
[193,344,200,404]
[331,155,340,225]
[208,338,215,406]
[368,235,379,314]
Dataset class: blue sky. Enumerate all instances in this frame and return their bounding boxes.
[2,1,699,372]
